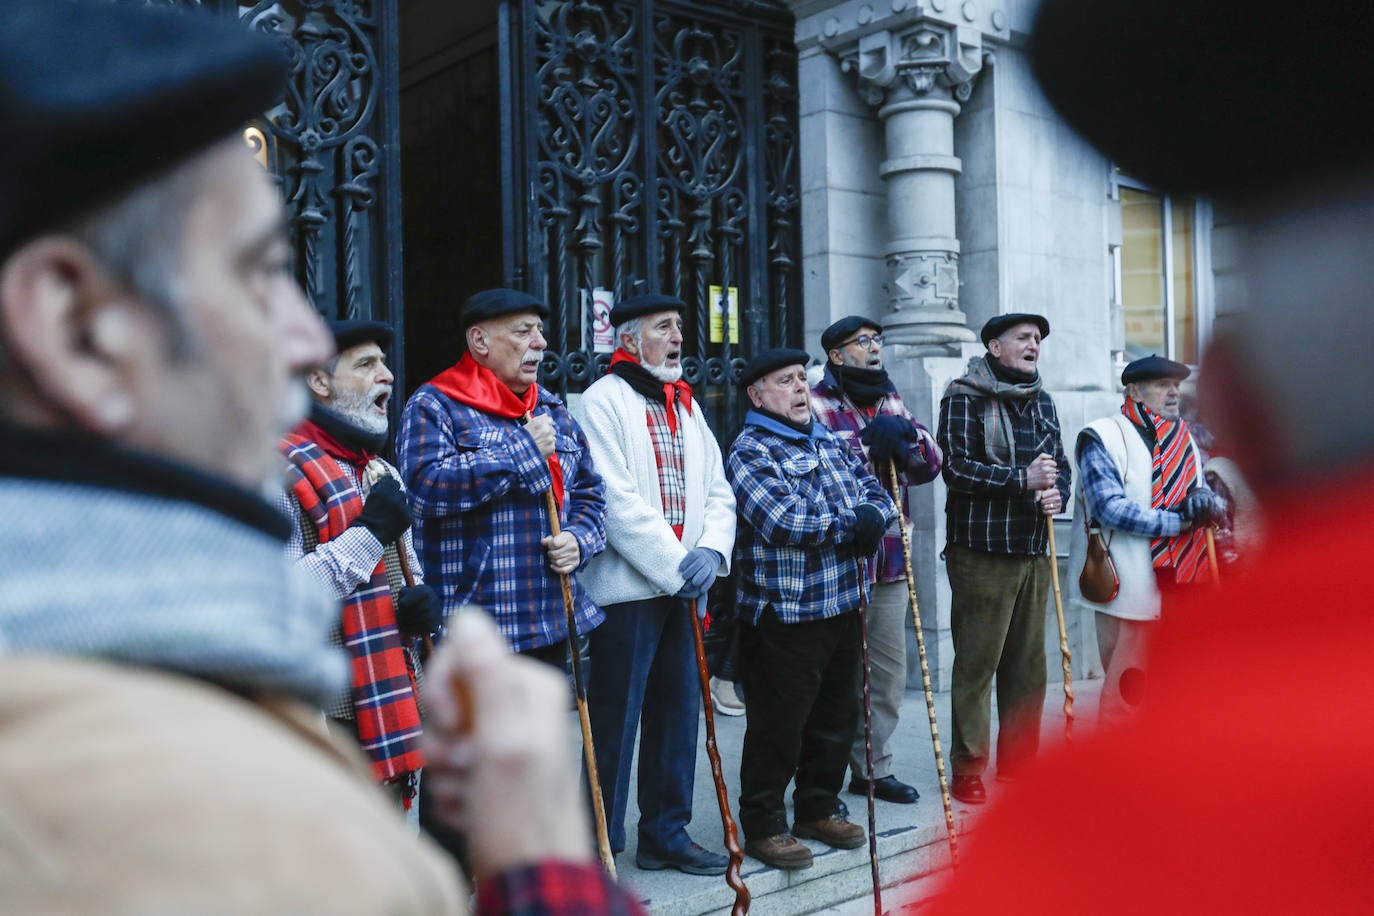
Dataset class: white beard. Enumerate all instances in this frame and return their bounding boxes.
[329,386,390,436]
[645,361,683,383]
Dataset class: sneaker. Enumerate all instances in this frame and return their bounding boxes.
[744,833,814,870]
[793,814,866,849]
[635,842,728,876]
[709,676,745,716]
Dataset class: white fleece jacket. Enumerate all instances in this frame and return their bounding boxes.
[573,374,736,606]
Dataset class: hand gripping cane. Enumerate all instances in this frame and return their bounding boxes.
[688,599,750,915]
[531,429,616,879]
[855,556,883,916]
[363,460,431,656]
[886,463,959,869]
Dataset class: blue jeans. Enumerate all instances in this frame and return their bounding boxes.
[588,596,701,855]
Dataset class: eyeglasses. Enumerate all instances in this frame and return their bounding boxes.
[841,333,884,349]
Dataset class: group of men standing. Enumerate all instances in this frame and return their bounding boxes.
[278,242,1237,885]
[280,273,965,873]
[286,281,1227,870]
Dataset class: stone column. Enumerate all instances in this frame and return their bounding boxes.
[825,19,991,350]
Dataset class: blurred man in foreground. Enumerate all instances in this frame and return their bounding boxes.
[923,1,1374,912]
[0,2,639,911]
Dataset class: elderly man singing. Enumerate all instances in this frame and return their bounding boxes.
[1069,355,1225,723]
[398,289,607,667]
[279,319,442,806]
[728,348,897,871]
[575,292,737,876]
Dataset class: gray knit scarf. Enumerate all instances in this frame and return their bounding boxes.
[0,479,348,708]
[943,355,1043,466]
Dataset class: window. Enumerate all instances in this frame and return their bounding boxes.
[1112,178,1212,366]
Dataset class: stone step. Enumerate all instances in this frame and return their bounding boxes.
[634,818,958,915]
[616,678,1102,915]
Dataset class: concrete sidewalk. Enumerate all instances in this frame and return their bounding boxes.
[609,677,1103,915]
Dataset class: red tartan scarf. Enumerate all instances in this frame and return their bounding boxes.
[1122,399,1209,584]
[280,433,425,785]
[609,347,694,436]
[429,353,565,509]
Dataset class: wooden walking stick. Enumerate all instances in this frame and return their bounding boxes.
[887,463,958,869]
[1044,513,1075,741]
[688,598,750,916]
[1204,526,1221,586]
[541,485,617,878]
[855,557,883,916]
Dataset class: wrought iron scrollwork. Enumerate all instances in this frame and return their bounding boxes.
[148,0,397,351]
[513,0,800,437]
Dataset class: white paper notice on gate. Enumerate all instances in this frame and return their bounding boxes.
[588,287,615,353]
[709,285,739,344]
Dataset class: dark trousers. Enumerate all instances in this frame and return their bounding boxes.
[587,596,700,856]
[737,609,861,841]
[947,544,1048,777]
[520,640,568,672]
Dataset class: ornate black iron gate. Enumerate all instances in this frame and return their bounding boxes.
[500,0,801,434]
[148,0,404,382]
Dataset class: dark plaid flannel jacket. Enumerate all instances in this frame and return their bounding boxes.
[727,410,897,626]
[938,383,1070,556]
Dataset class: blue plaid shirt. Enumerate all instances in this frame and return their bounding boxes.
[727,410,898,625]
[397,384,606,652]
[1077,431,1185,538]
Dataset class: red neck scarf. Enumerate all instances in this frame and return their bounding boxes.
[292,417,374,472]
[427,353,564,509]
[1123,398,1208,584]
[609,347,693,436]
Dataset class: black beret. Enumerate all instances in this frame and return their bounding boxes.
[0,0,289,258]
[1030,0,1374,198]
[610,293,686,327]
[1121,354,1191,386]
[739,347,811,389]
[328,319,392,353]
[460,288,549,331]
[821,316,884,352]
[980,313,1050,346]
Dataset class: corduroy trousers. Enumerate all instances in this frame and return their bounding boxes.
[946,544,1049,778]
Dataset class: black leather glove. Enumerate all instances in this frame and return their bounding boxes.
[350,476,411,543]
[858,414,916,472]
[849,503,887,557]
[1178,487,1223,527]
[395,585,443,639]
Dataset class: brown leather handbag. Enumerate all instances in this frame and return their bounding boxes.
[1079,524,1120,603]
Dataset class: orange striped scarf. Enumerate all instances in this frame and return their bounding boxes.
[1123,399,1209,584]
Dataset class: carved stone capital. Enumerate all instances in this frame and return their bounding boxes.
[834,22,990,109]
[882,249,976,346]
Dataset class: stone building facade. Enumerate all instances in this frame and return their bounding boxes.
[782,0,1226,687]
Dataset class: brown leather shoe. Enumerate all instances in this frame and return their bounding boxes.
[793,814,866,850]
[951,774,987,804]
[744,833,814,870]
